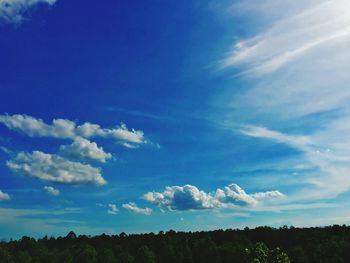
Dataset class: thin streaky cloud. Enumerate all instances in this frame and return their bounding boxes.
[222,0,350,76]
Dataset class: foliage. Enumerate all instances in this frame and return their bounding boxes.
[2,225,350,262]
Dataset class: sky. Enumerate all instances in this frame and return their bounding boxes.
[1,0,350,239]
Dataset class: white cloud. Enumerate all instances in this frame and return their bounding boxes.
[107,204,118,215]
[43,186,60,196]
[222,0,350,76]
[241,125,350,200]
[0,0,56,24]
[59,137,112,163]
[251,191,286,201]
[215,0,350,202]
[241,125,310,150]
[144,183,283,211]
[122,202,152,215]
[0,114,75,139]
[6,151,107,186]
[216,184,259,206]
[0,190,10,201]
[144,184,217,210]
[0,114,146,148]
[219,0,350,120]
[76,122,145,147]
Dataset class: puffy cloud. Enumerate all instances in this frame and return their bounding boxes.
[59,137,112,163]
[107,204,118,215]
[144,183,283,211]
[43,186,60,196]
[6,151,106,186]
[0,114,146,148]
[144,185,219,210]
[76,122,145,148]
[0,190,10,201]
[0,0,56,24]
[216,184,259,207]
[122,202,152,215]
[0,114,75,139]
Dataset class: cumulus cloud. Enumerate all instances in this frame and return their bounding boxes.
[0,114,75,139]
[0,114,146,148]
[59,137,112,163]
[43,186,60,196]
[6,151,106,186]
[122,202,152,215]
[107,204,118,215]
[144,185,219,210]
[0,0,56,24]
[144,183,283,211]
[0,190,10,201]
[76,122,145,146]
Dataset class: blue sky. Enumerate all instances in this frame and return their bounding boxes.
[1,0,350,239]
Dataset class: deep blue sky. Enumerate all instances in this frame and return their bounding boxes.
[1,0,350,239]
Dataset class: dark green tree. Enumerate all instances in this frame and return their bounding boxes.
[269,247,291,263]
[134,245,156,263]
[97,248,116,263]
[115,251,134,263]
[14,251,33,263]
[74,244,97,263]
[0,246,14,263]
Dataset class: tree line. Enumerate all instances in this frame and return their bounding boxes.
[1,225,350,262]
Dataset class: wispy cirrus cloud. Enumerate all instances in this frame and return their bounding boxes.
[241,125,311,150]
[216,0,350,204]
[241,125,350,200]
[220,0,350,119]
[0,0,56,24]
[222,0,350,77]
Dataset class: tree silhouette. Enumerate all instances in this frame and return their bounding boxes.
[2,225,350,262]
[134,245,156,263]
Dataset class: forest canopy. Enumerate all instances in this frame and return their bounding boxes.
[1,225,350,263]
